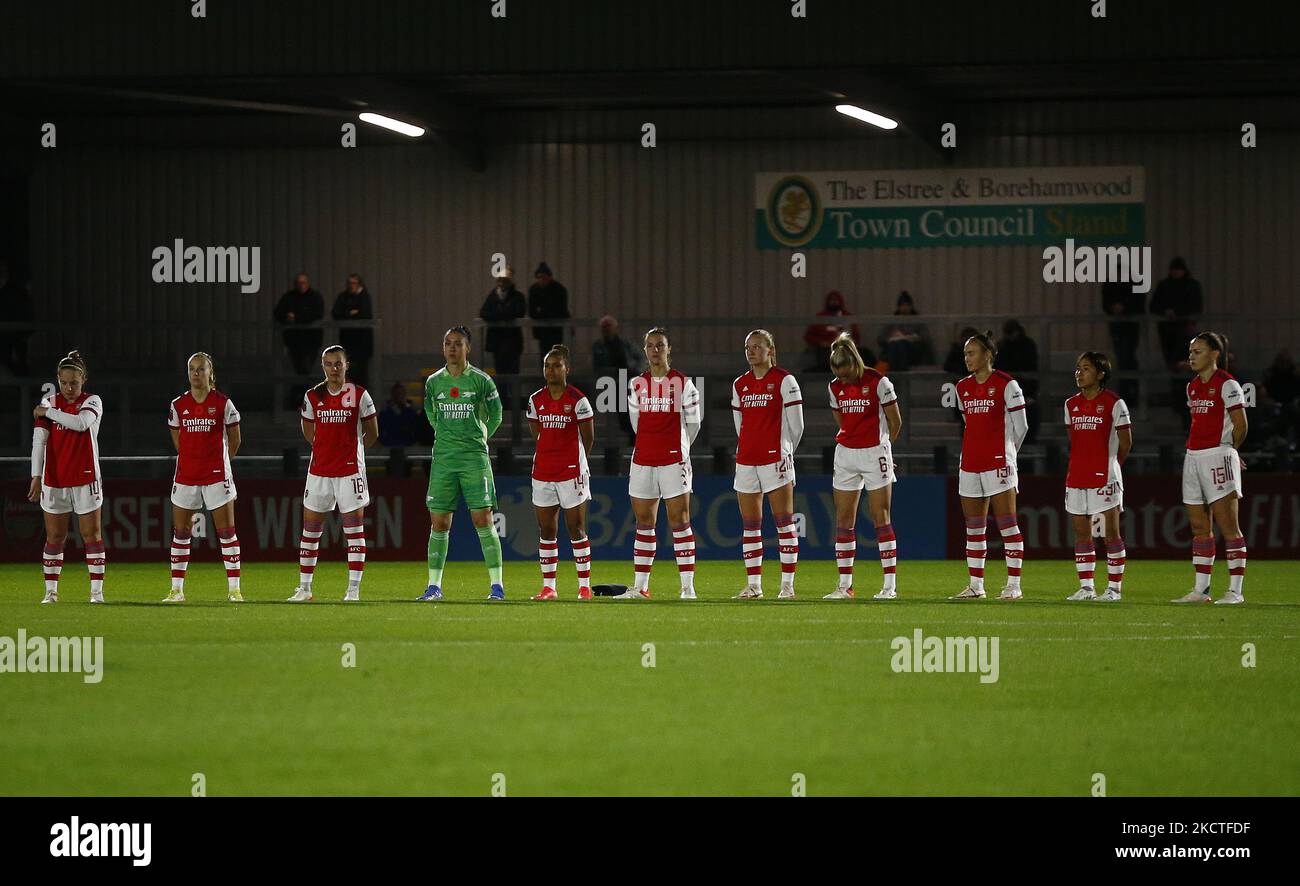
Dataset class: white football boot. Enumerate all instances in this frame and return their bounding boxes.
[1214,590,1245,605]
[89,589,104,604]
[41,589,58,604]
[873,588,897,600]
[679,587,696,601]
[344,587,360,602]
[287,586,314,602]
[776,586,796,600]
[1066,588,1097,601]
[1096,588,1122,601]
[950,586,985,600]
[733,586,763,599]
[997,585,1023,601]
[823,587,855,600]
[1171,589,1211,603]
[162,589,185,603]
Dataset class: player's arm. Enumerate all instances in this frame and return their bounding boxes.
[226,423,242,458]
[483,378,503,438]
[300,392,315,444]
[828,381,842,430]
[683,378,702,446]
[1116,426,1133,465]
[782,375,805,452]
[361,415,379,448]
[627,378,640,433]
[41,404,95,432]
[168,402,181,452]
[170,428,181,452]
[527,419,541,442]
[28,424,48,502]
[300,418,315,445]
[423,378,438,436]
[579,418,594,454]
[880,378,902,442]
[1005,381,1028,450]
[1230,406,1248,449]
[731,380,742,436]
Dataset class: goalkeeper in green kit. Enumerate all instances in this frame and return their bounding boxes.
[418,326,507,601]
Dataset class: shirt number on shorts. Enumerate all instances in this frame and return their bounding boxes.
[352,477,366,495]
[879,456,890,475]
[89,481,100,496]
[996,466,1013,479]
[1212,458,1234,485]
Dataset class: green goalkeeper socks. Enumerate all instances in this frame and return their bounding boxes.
[427,529,449,587]
[476,524,504,587]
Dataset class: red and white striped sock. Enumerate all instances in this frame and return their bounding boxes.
[343,512,366,588]
[835,527,855,590]
[42,541,65,595]
[876,523,898,592]
[633,523,656,591]
[775,513,798,591]
[169,529,191,591]
[1192,536,1215,593]
[996,514,1024,588]
[218,526,241,591]
[1074,540,1096,590]
[742,519,763,590]
[572,535,592,592]
[1225,536,1247,594]
[85,539,106,595]
[299,519,323,589]
[965,516,986,591]
[1106,538,1126,592]
[672,522,696,590]
[538,537,559,590]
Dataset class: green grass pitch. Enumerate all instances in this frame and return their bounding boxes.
[1,558,1296,796]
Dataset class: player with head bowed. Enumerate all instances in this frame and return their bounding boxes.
[951,330,1028,600]
[1063,352,1133,601]
[527,345,596,600]
[1172,332,1249,604]
[30,351,107,603]
[418,326,506,601]
[731,329,804,599]
[825,333,902,600]
[165,352,243,602]
[288,346,379,602]
[618,327,702,600]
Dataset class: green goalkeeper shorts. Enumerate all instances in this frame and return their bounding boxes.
[426,452,497,513]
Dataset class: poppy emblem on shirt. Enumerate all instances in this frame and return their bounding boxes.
[450,387,460,398]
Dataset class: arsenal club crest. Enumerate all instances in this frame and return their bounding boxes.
[207,407,216,415]
[563,403,572,413]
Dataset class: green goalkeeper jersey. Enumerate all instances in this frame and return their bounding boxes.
[424,363,502,458]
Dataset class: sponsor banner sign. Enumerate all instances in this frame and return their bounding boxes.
[0,475,947,563]
[756,166,1145,249]
[943,475,1300,559]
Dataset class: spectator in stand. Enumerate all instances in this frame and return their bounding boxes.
[1102,279,1144,404]
[479,266,526,379]
[1149,256,1203,371]
[273,272,325,375]
[1262,350,1300,453]
[877,290,934,371]
[944,326,980,376]
[995,319,1041,444]
[528,262,570,356]
[593,314,644,445]
[332,273,374,388]
[0,259,33,376]
[804,290,864,372]
[378,381,422,477]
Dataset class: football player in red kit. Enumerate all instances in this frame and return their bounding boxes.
[1172,332,1250,604]
[731,330,804,599]
[289,346,378,602]
[29,351,107,603]
[824,333,902,600]
[1063,352,1132,602]
[165,352,243,603]
[952,331,1028,600]
[620,327,702,600]
[527,345,596,601]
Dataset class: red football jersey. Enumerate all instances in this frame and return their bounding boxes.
[301,382,376,477]
[527,384,594,482]
[956,370,1026,472]
[1186,369,1244,451]
[1064,389,1131,488]
[169,389,240,486]
[36,392,103,488]
[630,369,701,467]
[829,370,897,449]
[732,367,803,466]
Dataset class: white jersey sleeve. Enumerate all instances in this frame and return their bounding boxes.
[359,389,377,420]
[781,373,804,454]
[43,394,102,433]
[1004,379,1026,413]
[31,425,49,477]
[731,377,743,436]
[682,377,702,445]
[1113,397,1132,428]
[627,375,642,433]
[575,395,594,421]
[827,380,840,410]
[168,398,181,428]
[300,392,316,422]
[1063,401,1072,428]
[524,393,539,422]
[224,397,241,426]
[876,375,898,406]
[1222,379,1245,411]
